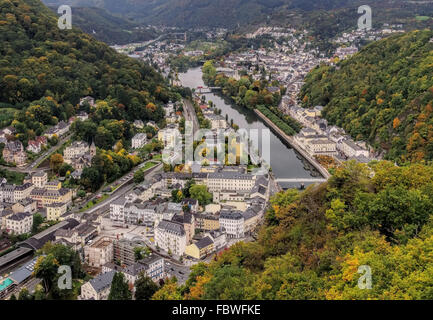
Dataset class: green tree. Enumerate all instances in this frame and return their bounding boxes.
[108,272,132,300]
[134,274,159,300]
[189,184,212,206]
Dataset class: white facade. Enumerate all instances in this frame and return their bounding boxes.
[155,220,186,256]
[132,133,147,149]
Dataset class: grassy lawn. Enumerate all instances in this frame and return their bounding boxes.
[152,154,162,161]
[142,161,158,170]
[80,194,109,212]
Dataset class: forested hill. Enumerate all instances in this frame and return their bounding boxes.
[41,0,433,32]
[299,30,433,163]
[46,6,157,45]
[152,161,433,300]
[0,0,173,114]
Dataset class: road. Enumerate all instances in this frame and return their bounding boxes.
[0,133,72,174]
[182,98,199,136]
[79,162,163,215]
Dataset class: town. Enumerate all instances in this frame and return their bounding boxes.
[0,20,414,301]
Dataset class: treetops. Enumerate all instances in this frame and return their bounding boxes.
[151,160,433,300]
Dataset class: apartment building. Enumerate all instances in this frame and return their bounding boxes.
[131,133,147,149]
[155,220,186,256]
[158,127,181,149]
[185,236,214,260]
[46,202,68,221]
[207,172,256,193]
[4,212,33,235]
[32,171,48,188]
[102,254,164,285]
[113,238,147,266]
[84,237,114,268]
[219,210,245,239]
[80,271,115,300]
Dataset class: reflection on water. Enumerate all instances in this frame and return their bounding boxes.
[179,67,317,187]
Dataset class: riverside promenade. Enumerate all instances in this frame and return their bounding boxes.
[254,109,331,180]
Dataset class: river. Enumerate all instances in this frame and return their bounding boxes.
[179,67,318,188]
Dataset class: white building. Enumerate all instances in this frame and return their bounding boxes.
[109,197,127,223]
[155,220,186,256]
[4,212,33,235]
[207,172,256,193]
[340,139,369,158]
[219,210,244,239]
[132,133,147,149]
[158,127,181,149]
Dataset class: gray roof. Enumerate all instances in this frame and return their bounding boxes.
[157,220,185,236]
[8,212,32,221]
[220,210,244,220]
[89,271,115,293]
[9,256,40,284]
[208,172,254,180]
[195,236,214,249]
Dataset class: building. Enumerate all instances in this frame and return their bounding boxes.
[219,210,244,238]
[131,133,147,149]
[46,202,68,221]
[109,197,127,223]
[158,127,180,149]
[27,136,47,154]
[102,253,164,285]
[54,222,98,251]
[80,270,115,300]
[305,138,337,157]
[113,238,147,266]
[185,236,214,259]
[340,139,369,158]
[63,141,96,164]
[155,220,186,256]
[84,237,114,268]
[207,172,256,193]
[4,212,33,235]
[32,171,48,188]
[205,114,228,130]
[195,213,220,231]
[2,141,27,166]
[12,198,37,214]
[30,185,73,208]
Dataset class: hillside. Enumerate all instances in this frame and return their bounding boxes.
[152,161,433,300]
[0,0,173,114]
[46,6,157,45]
[41,0,433,32]
[299,30,433,163]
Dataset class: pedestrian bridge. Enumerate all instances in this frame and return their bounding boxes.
[276,178,327,183]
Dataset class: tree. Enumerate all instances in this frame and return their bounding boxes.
[50,153,64,173]
[34,254,59,293]
[134,274,159,300]
[189,184,212,206]
[152,278,182,300]
[18,288,33,300]
[108,272,132,300]
[32,213,44,232]
[133,169,145,183]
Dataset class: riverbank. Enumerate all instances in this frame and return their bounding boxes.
[179,67,317,183]
[254,109,331,179]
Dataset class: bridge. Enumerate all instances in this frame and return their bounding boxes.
[196,86,222,94]
[276,178,327,183]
